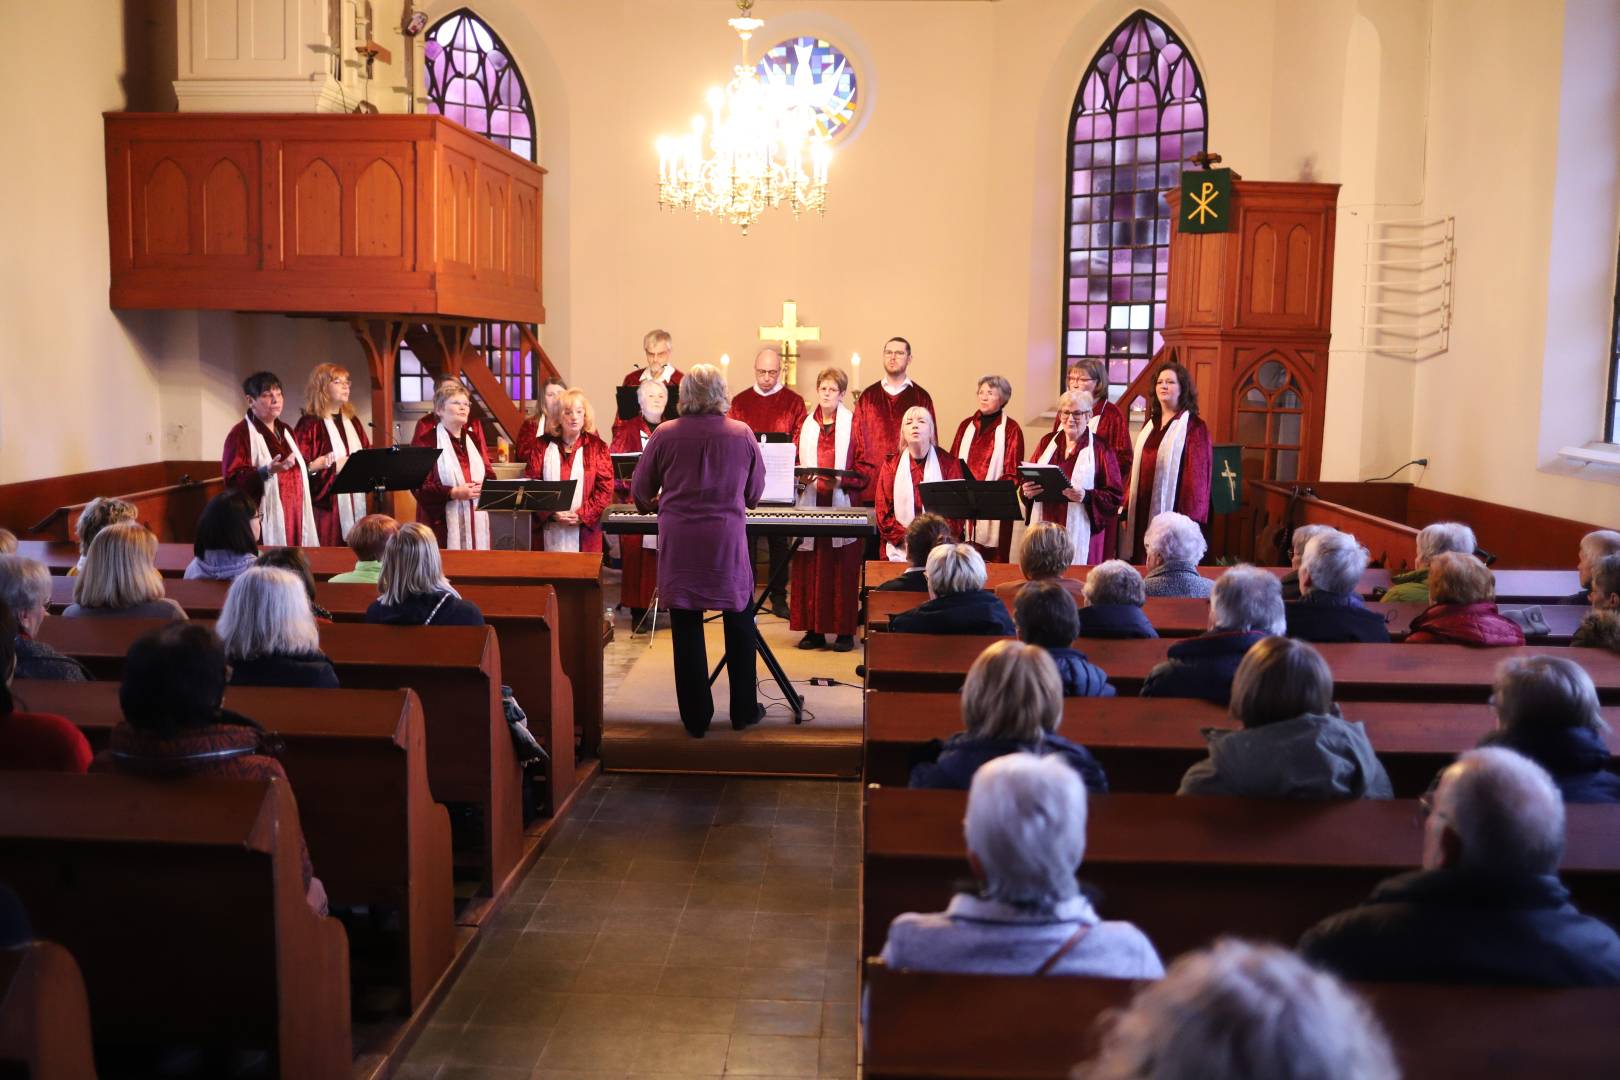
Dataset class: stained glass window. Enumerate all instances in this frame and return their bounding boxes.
[756,37,859,140]
[1064,11,1207,399]
[423,9,536,162]
[1234,358,1305,483]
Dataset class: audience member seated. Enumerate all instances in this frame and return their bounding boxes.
[1078,560,1157,639]
[97,623,329,915]
[1381,521,1476,603]
[1141,512,1211,598]
[881,753,1158,977]
[0,528,14,555]
[1279,522,1334,602]
[70,496,137,576]
[1480,656,1620,804]
[255,548,332,621]
[0,556,87,681]
[891,544,1016,636]
[1014,581,1115,697]
[62,523,187,621]
[217,567,339,689]
[1141,565,1281,704]
[1572,607,1620,651]
[1300,747,1620,985]
[1076,939,1397,1080]
[873,513,954,593]
[1178,636,1392,799]
[0,606,91,772]
[329,513,399,584]
[1575,529,1620,602]
[909,640,1107,792]
[1404,552,1525,646]
[992,522,1086,606]
[365,523,485,627]
[1285,530,1390,643]
[1583,551,1620,614]
[184,490,261,581]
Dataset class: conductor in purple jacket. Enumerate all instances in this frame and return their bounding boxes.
[631,364,768,737]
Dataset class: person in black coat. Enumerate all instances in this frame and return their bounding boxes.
[1077,560,1158,639]
[873,513,955,593]
[1300,747,1620,985]
[364,523,486,627]
[1477,655,1620,803]
[216,566,339,689]
[890,544,1015,636]
[1141,566,1280,704]
[1284,530,1390,644]
[1014,580,1114,697]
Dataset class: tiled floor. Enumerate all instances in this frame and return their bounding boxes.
[399,773,862,1079]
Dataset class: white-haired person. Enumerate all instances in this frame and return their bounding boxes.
[1076,939,1397,1080]
[1141,565,1281,703]
[948,374,1025,563]
[1300,747,1620,985]
[1059,358,1133,558]
[1479,656,1620,803]
[293,361,371,546]
[630,364,766,737]
[1121,359,1212,561]
[612,328,682,441]
[62,523,186,622]
[524,388,613,553]
[222,370,318,546]
[1404,552,1524,646]
[890,543,1016,636]
[1178,636,1391,799]
[1574,529,1620,602]
[365,523,485,627]
[411,379,492,550]
[69,496,137,575]
[790,366,867,652]
[909,641,1107,792]
[0,556,86,681]
[1284,530,1390,643]
[874,406,968,561]
[1014,581,1115,698]
[993,522,1086,606]
[883,753,1154,976]
[1020,390,1123,565]
[1140,511,1211,598]
[1381,520,1476,603]
[1078,561,1157,640]
[610,377,671,626]
[216,566,338,689]
[1280,522,1334,602]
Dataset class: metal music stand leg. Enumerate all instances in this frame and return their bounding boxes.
[635,591,660,643]
[709,534,806,722]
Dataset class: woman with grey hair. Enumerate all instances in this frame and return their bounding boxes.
[411,379,492,550]
[1140,511,1211,598]
[216,566,338,689]
[891,543,1016,636]
[1480,655,1620,803]
[1077,938,1396,1080]
[1141,565,1280,703]
[1285,530,1390,643]
[0,555,87,681]
[885,752,1154,974]
[1281,522,1334,601]
[364,523,485,627]
[1020,390,1124,565]
[1382,520,1477,603]
[1078,560,1157,639]
[948,375,1024,563]
[610,378,672,626]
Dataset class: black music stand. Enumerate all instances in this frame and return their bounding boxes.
[615,385,679,423]
[478,479,577,552]
[332,446,441,499]
[611,453,641,483]
[794,467,861,484]
[709,539,808,722]
[918,479,1022,526]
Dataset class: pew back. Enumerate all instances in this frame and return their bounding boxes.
[0,940,99,1080]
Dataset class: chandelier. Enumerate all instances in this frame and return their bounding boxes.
[656,0,831,234]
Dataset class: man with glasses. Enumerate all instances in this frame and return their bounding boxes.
[613,329,684,440]
[851,336,936,507]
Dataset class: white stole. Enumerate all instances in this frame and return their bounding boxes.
[1030,432,1095,565]
[797,407,853,551]
[436,423,490,550]
[245,414,317,546]
[1122,410,1190,560]
[887,446,942,562]
[638,424,659,552]
[960,413,1009,548]
[321,413,367,542]
[540,439,587,552]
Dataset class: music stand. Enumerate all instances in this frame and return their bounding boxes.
[332,446,442,498]
[611,452,641,483]
[615,385,679,423]
[478,479,577,552]
[918,479,1022,525]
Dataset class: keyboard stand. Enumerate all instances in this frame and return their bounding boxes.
[709,538,806,723]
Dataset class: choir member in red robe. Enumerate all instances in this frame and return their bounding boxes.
[851,337,936,505]
[728,347,809,617]
[948,374,1025,563]
[525,388,614,552]
[609,380,669,624]
[789,367,866,650]
[412,381,493,550]
[222,371,317,547]
[1021,390,1124,565]
[874,407,968,560]
[293,363,372,547]
[1056,359,1133,558]
[611,328,683,441]
[1122,360,1213,561]
[515,375,567,467]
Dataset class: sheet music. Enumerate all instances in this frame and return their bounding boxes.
[760,441,798,505]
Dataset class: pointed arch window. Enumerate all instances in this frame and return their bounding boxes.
[423,9,536,163]
[1063,11,1207,398]
[1234,358,1305,483]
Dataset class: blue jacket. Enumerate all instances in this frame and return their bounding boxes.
[1482,724,1620,804]
[1285,591,1391,644]
[890,590,1016,637]
[1139,630,1265,704]
[909,733,1108,793]
[1045,647,1117,698]
[1077,603,1159,640]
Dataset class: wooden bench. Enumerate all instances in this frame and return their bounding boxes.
[0,774,352,1078]
[864,559,1392,595]
[861,787,1620,960]
[863,691,1620,796]
[0,940,99,1080]
[16,679,454,1010]
[862,961,1620,1079]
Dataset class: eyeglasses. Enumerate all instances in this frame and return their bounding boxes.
[1058,410,1086,419]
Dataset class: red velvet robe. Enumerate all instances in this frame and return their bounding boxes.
[789,412,867,636]
[515,416,542,467]
[609,415,663,608]
[1025,428,1124,564]
[852,380,936,505]
[293,412,372,547]
[223,415,312,546]
[524,431,614,552]
[873,448,968,553]
[728,385,808,441]
[1090,401,1132,558]
[948,410,1025,563]
[611,366,683,441]
[1128,411,1213,559]
[410,421,491,549]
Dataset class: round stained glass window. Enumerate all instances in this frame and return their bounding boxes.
[755,37,859,140]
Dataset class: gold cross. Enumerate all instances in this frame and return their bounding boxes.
[759,299,820,387]
[1219,458,1239,501]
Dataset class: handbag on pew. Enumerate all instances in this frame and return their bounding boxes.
[501,685,549,766]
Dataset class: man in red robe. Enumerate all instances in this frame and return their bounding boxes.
[852,336,935,505]
[612,329,683,440]
[222,370,317,546]
[728,347,808,618]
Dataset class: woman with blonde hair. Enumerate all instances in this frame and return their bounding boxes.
[216,566,338,688]
[1404,552,1524,645]
[295,362,371,546]
[70,497,139,575]
[874,406,968,561]
[790,366,867,651]
[524,388,614,552]
[411,379,492,550]
[364,523,484,626]
[63,522,186,621]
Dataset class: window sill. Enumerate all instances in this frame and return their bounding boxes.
[1557,444,1620,468]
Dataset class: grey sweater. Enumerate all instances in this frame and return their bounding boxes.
[1178,711,1394,799]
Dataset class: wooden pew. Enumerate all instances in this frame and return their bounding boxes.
[36,617,522,901]
[863,634,1620,702]
[17,679,453,1010]
[864,559,1394,595]
[0,774,352,1078]
[0,940,99,1080]
[862,961,1620,1079]
[0,458,220,542]
[863,691,1620,795]
[861,787,1620,961]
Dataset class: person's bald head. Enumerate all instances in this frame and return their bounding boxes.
[1424,747,1564,876]
[754,348,783,393]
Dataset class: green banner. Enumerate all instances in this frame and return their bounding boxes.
[1179,168,1232,234]
[1211,444,1243,515]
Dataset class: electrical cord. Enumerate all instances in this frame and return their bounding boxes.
[1361,458,1428,483]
